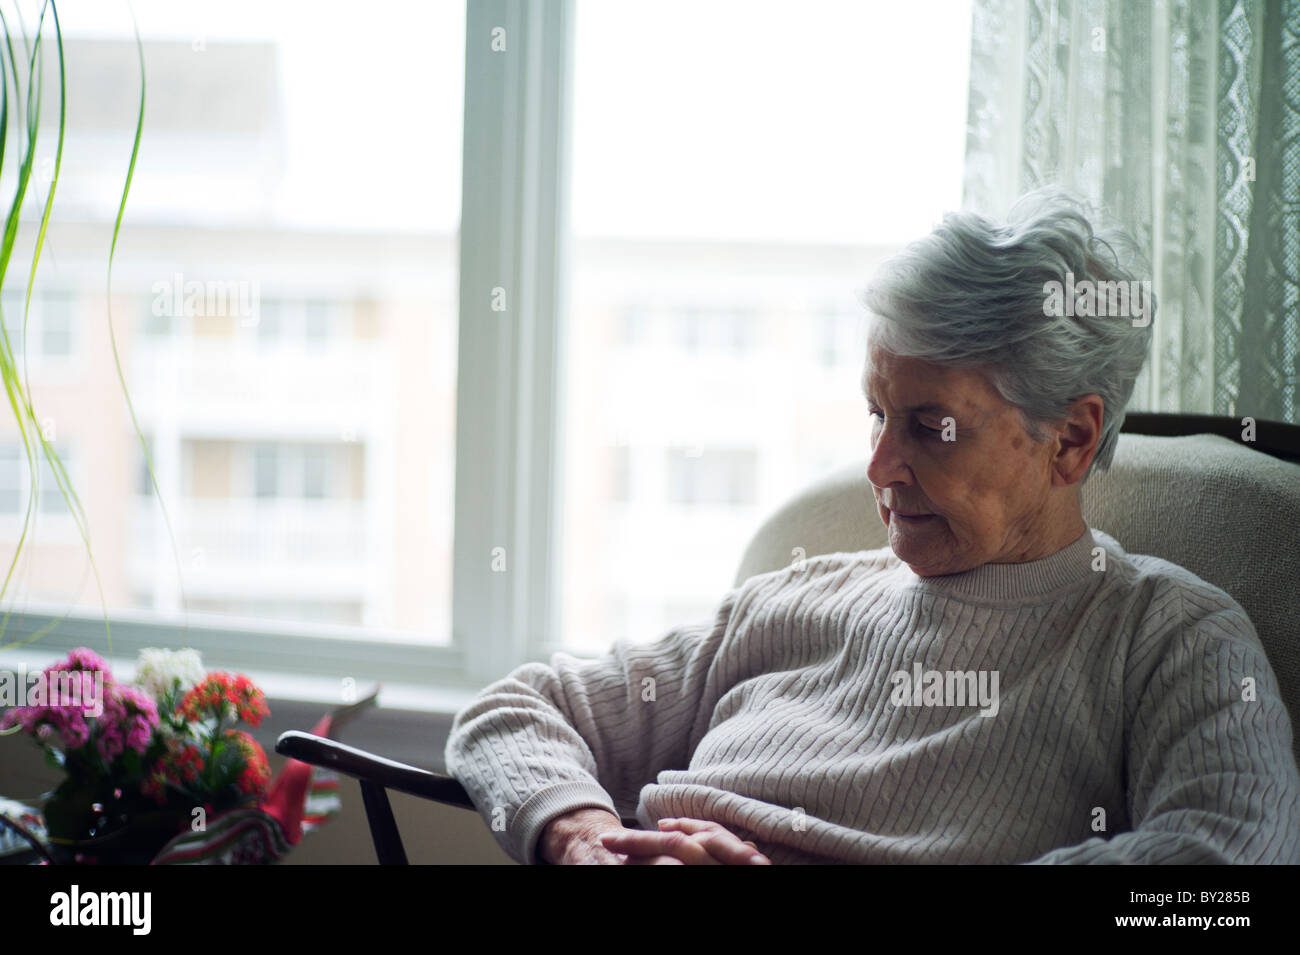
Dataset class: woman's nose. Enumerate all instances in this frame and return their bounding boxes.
[866,419,912,489]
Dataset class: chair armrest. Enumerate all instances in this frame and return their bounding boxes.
[275,730,475,810]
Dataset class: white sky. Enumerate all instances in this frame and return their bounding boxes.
[40,0,971,243]
[572,0,973,243]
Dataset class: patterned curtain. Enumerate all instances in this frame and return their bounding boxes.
[964,0,1299,424]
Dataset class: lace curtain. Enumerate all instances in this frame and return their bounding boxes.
[963,0,1299,423]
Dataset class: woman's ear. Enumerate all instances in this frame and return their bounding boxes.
[1051,394,1105,486]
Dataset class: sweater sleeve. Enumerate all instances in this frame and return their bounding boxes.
[1026,591,1300,864]
[443,586,743,865]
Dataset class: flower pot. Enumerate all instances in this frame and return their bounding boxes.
[45,804,192,865]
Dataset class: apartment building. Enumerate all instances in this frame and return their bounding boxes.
[0,36,896,657]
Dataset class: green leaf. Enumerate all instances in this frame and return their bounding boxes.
[0,2,175,658]
[105,4,189,649]
[0,1,112,654]
[42,744,64,769]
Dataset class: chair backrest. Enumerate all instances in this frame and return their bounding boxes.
[733,432,1300,764]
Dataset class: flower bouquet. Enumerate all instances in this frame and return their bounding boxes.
[0,647,350,864]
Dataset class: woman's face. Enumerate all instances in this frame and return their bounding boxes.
[862,344,1076,576]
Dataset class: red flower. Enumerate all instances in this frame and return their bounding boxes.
[224,729,271,798]
[177,672,269,727]
[143,736,207,806]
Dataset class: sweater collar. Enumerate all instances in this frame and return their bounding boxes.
[891,526,1101,602]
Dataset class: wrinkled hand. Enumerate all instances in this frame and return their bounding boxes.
[538,808,630,864]
[600,817,772,865]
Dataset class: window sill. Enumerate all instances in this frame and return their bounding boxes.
[253,695,461,775]
[0,604,484,773]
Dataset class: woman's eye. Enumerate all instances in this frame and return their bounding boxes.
[871,409,941,438]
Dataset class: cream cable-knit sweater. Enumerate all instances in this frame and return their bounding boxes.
[445,527,1300,864]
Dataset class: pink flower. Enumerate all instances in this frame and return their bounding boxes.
[97,727,125,764]
[5,648,162,769]
[61,648,112,677]
[91,683,159,765]
[64,719,90,750]
[116,684,157,718]
[50,708,91,750]
[125,720,153,752]
[2,696,92,750]
[120,693,158,756]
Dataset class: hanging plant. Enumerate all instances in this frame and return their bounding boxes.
[0,0,184,655]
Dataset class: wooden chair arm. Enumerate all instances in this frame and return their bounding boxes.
[275,730,475,810]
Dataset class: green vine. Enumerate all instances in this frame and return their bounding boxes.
[0,0,186,655]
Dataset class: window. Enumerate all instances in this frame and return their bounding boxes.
[679,308,755,353]
[617,306,648,346]
[302,445,328,499]
[0,446,20,513]
[247,442,345,499]
[0,443,77,517]
[256,299,283,344]
[253,444,279,499]
[1,292,25,355]
[0,1,973,708]
[0,1,465,649]
[140,296,171,338]
[137,437,156,495]
[249,299,342,349]
[37,446,74,515]
[679,309,702,350]
[40,293,75,357]
[0,290,78,362]
[666,446,758,507]
[304,301,332,347]
[559,0,972,648]
[820,306,864,371]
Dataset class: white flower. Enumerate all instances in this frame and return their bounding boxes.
[134,647,204,702]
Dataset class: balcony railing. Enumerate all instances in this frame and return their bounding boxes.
[132,496,367,573]
[129,340,389,431]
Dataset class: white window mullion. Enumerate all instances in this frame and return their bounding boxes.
[454,0,574,683]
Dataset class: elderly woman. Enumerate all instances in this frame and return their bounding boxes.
[445,189,1300,865]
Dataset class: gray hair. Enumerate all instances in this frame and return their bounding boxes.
[858,186,1154,483]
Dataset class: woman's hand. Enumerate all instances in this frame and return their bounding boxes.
[538,809,693,865]
[538,808,629,864]
[539,809,772,864]
[599,817,772,865]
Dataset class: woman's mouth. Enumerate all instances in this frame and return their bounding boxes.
[890,509,937,524]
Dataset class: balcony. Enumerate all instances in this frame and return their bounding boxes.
[129,339,390,437]
[130,496,369,600]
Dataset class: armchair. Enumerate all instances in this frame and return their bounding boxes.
[276,413,1300,863]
